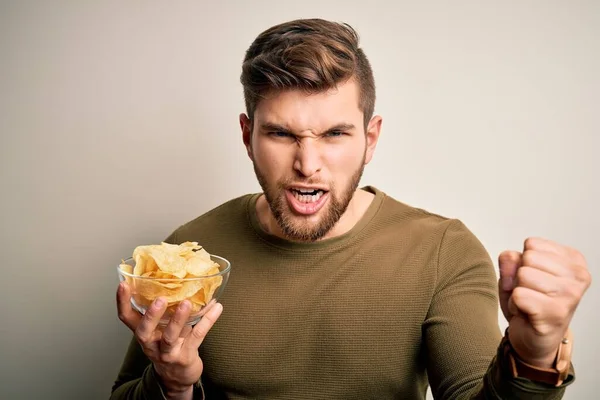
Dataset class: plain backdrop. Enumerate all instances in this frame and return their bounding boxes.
[1,1,598,399]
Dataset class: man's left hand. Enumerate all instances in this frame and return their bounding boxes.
[498,237,592,368]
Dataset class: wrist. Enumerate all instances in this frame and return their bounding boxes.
[512,348,556,369]
[157,379,193,400]
[501,327,573,386]
[152,366,194,400]
[507,328,564,369]
[161,385,193,400]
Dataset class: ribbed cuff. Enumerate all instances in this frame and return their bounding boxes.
[488,343,575,399]
[141,364,172,400]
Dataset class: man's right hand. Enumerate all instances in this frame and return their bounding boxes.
[116,281,223,399]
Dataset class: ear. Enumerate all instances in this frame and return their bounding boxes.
[240,113,253,161]
[364,115,382,165]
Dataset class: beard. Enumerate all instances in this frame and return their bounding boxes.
[253,155,366,242]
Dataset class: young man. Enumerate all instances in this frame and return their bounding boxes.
[111,19,591,399]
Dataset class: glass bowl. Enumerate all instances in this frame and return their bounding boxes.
[117,254,230,326]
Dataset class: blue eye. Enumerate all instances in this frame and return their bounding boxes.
[271,131,291,138]
[325,131,344,137]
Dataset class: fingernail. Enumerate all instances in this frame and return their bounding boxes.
[118,282,124,292]
[502,277,513,291]
[179,301,189,311]
[154,298,165,308]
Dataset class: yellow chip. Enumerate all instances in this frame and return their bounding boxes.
[162,280,205,305]
[119,263,134,285]
[119,263,133,274]
[156,281,183,290]
[132,253,147,276]
[124,241,224,315]
[134,278,176,300]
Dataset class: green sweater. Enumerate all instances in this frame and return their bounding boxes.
[111,186,574,399]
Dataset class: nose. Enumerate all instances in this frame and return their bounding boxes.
[293,138,322,177]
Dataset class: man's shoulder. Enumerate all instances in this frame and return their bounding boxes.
[372,186,454,230]
[165,192,257,242]
[373,187,492,272]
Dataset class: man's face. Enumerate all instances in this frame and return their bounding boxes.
[241,79,380,242]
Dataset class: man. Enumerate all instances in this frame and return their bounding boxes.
[111,19,592,399]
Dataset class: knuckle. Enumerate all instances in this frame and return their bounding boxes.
[170,313,185,327]
[143,309,160,324]
[586,270,593,286]
[144,306,158,319]
[576,267,592,286]
[117,311,128,323]
[162,334,177,347]
[515,266,531,284]
[511,286,525,303]
[563,282,579,299]
[134,328,149,344]
[203,313,218,326]
[521,250,535,266]
[192,326,207,340]
[524,237,537,250]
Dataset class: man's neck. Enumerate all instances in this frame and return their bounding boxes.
[255,188,375,242]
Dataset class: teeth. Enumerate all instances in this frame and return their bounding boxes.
[293,190,324,203]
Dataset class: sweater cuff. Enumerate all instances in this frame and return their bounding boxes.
[140,364,171,400]
[486,343,575,399]
[145,365,205,400]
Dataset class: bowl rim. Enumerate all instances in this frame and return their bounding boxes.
[117,254,231,281]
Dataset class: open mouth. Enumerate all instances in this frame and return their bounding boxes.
[285,187,329,215]
[290,188,326,203]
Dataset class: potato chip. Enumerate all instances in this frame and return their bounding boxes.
[119,262,134,286]
[119,263,133,274]
[122,241,225,318]
[156,281,183,290]
[134,278,178,300]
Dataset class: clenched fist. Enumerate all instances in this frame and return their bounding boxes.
[498,237,592,368]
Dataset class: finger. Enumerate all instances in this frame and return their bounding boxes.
[509,286,553,321]
[515,266,562,297]
[160,300,193,354]
[507,293,520,317]
[508,286,570,337]
[183,302,223,352]
[498,251,522,320]
[135,297,167,351]
[499,250,521,291]
[522,250,572,278]
[524,237,571,257]
[117,282,142,331]
[180,325,193,337]
[525,238,591,281]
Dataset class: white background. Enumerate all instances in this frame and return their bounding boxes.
[1,1,598,399]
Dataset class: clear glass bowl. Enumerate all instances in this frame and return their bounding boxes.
[117,254,231,326]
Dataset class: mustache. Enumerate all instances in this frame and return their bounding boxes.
[277,178,330,188]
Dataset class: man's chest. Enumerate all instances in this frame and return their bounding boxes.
[197,249,435,398]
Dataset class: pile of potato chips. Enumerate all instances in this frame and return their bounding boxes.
[119,242,223,314]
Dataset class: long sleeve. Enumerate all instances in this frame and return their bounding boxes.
[110,336,168,400]
[424,219,574,399]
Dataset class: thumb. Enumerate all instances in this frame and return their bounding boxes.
[498,250,522,320]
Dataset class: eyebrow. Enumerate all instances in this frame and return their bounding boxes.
[259,122,356,135]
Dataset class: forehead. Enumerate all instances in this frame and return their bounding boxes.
[254,79,363,131]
